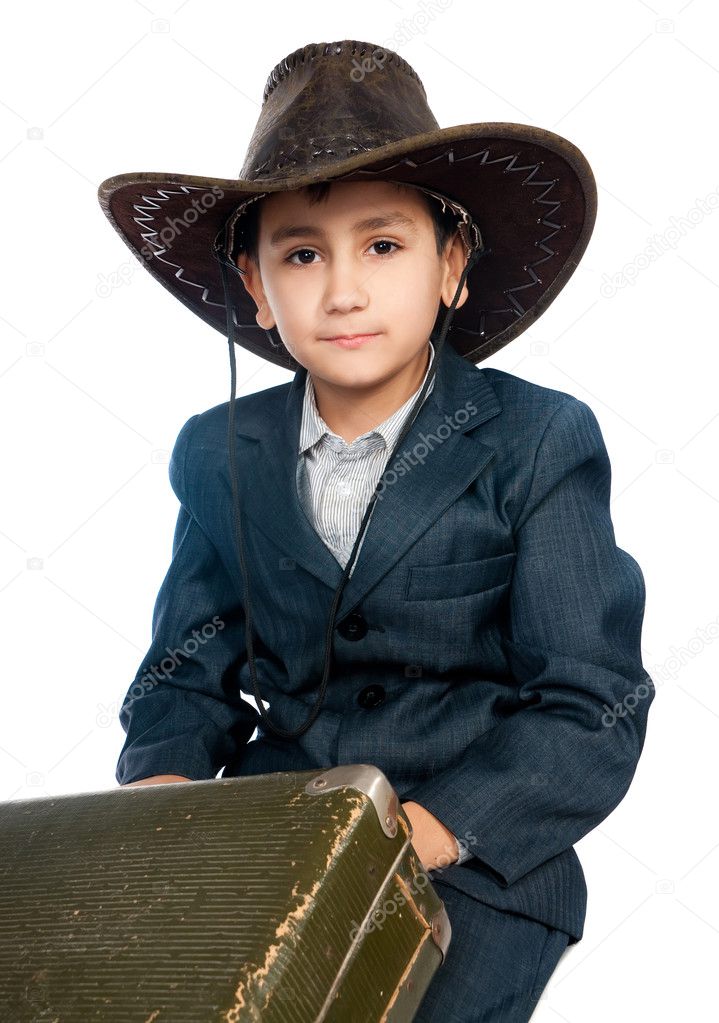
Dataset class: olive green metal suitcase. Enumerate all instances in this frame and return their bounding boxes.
[0,763,451,1021]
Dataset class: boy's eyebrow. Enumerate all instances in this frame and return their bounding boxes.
[268,211,418,247]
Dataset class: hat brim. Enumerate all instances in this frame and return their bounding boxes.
[98,121,597,370]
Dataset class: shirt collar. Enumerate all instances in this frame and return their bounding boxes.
[299,340,436,456]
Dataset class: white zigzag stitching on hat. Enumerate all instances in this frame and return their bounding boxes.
[350,145,563,318]
[131,184,227,308]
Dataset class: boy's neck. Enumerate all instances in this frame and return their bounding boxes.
[309,344,432,445]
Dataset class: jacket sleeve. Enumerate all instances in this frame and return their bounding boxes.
[115,413,261,785]
[402,397,655,887]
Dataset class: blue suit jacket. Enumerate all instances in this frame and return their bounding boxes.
[117,340,654,944]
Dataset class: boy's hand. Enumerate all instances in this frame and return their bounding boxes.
[401,800,459,872]
[121,774,193,786]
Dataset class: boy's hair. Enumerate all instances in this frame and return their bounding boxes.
[236,181,460,266]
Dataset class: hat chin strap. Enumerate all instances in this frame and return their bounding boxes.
[215,237,485,741]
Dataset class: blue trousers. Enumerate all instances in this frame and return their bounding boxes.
[413,878,572,1022]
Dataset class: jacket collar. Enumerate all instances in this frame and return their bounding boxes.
[234,338,502,620]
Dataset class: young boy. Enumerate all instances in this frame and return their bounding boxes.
[101,40,654,1021]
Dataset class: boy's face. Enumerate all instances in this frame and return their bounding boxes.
[235,180,469,392]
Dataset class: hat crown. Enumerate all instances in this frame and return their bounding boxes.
[239,40,440,182]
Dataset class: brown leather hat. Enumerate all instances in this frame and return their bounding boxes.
[97,38,597,371]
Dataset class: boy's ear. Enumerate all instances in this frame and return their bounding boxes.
[439,231,470,311]
[234,252,276,330]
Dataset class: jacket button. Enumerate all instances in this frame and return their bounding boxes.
[337,611,368,641]
[357,684,385,709]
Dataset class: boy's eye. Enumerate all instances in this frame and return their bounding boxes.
[285,248,319,266]
[369,240,399,257]
[284,239,402,266]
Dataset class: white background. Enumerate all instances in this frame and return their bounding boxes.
[1,2,717,1019]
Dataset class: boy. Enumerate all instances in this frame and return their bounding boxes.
[100,40,654,1021]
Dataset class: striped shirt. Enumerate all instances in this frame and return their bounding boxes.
[295,338,472,867]
[296,341,436,576]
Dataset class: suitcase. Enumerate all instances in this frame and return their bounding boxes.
[0,763,451,1021]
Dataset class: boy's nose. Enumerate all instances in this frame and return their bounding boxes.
[322,263,371,313]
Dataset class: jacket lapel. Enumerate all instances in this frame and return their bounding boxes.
[235,341,503,618]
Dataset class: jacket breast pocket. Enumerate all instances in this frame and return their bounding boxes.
[404,552,516,602]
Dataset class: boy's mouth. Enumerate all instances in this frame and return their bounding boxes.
[321,333,380,349]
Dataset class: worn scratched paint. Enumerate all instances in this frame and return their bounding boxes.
[223,795,366,1020]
